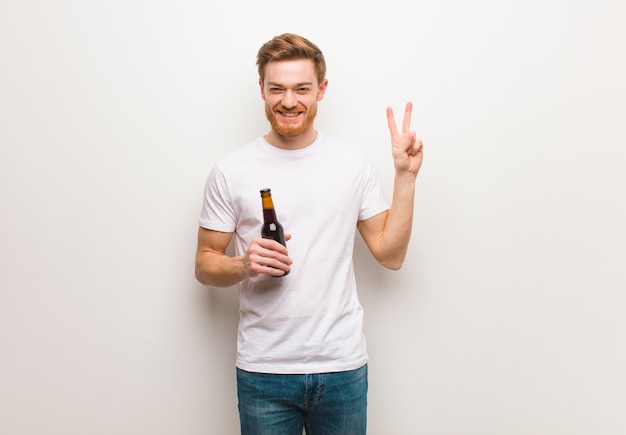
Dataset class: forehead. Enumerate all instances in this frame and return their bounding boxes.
[263,59,318,86]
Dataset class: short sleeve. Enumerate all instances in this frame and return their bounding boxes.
[358,158,389,221]
[199,165,237,232]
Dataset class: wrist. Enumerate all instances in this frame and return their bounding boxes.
[394,170,418,183]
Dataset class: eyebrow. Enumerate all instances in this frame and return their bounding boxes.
[267,81,314,88]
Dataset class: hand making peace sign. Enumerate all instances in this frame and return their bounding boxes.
[386,102,424,176]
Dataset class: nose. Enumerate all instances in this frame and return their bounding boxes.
[281,90,297,109]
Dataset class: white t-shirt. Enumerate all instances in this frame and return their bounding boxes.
[199,132,388,374]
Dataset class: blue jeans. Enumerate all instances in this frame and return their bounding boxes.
[236,364,368,435]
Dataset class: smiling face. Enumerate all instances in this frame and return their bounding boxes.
[260,59,328,147]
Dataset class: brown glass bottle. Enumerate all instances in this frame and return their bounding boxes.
[260,188,288,276]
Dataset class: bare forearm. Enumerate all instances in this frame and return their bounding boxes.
[374,173,417,270]
[378,101,423,269]
[195,252,249,287]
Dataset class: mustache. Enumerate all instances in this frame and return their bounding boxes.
[275,105,306,112]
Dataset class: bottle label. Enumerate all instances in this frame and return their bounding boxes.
[270,223,277,231]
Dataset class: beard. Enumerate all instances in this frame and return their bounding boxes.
[265,103,318,137]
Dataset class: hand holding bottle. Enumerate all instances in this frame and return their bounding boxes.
[244,234,292,277]
[248,188,291,277]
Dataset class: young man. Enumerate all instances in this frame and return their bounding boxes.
[195,33,423,434]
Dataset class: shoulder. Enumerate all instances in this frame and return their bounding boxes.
[216,138,263,166]
[210,138,272,178]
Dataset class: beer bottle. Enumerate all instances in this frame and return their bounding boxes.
[260,188,288,276]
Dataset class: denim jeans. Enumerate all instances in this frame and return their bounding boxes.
[236,364,368,435]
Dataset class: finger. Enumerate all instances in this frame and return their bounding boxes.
[259,237,288,254]
[253,249,291,270]
[386,107,399,137]
[402,102,413,134]
[261,252,292,275]
[411,138,424,156]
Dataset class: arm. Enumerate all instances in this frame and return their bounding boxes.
[357,102,423,270]
[195,227,292,287]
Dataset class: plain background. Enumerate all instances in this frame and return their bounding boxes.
[1,1,625,434]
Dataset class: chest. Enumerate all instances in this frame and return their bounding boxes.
[230,156,363,228]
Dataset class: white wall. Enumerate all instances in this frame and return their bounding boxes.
[1,1,625,434]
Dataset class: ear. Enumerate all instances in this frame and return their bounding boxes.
[259,78,266,100]
[317,79,328,102]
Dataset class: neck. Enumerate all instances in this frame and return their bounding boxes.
[264,128,318,150]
